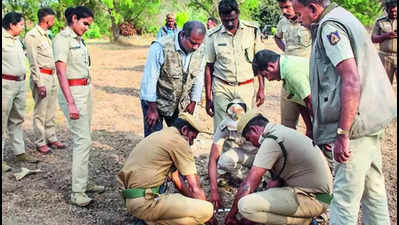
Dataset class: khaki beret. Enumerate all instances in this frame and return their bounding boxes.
[178,112,203,132]
[237,110,262,135]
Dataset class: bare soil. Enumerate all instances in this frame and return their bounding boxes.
[2,37,397,225]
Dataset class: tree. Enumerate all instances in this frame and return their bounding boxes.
[252,0,281,30]
[332,0,383,28]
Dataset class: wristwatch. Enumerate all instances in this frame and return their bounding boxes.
[337,128,349,136]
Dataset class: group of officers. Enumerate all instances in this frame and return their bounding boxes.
[1,0,397,224]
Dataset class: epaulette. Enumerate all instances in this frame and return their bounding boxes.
[241,20,260,29]
[207,24,223,37]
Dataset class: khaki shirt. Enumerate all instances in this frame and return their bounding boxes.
[275,16,311,57]
[372,15,397,53]
[116,127,197,189]
[206,21,263,82]
[24,25,55,86]
[2,28,26,77]
[53,26,90,79]
[253,123,333,194]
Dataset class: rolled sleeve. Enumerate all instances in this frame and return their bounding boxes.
[321,22,354,67]
[275,18,284,39]
[253,139,282,170]
[139,42,164,102]
[53,35,69,63]
[190,56,205,102]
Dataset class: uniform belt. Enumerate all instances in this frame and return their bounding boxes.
[214,76,254,86]
[2,74,26,81]
[68,78,89,86]
[122,187,160,199]
[39,67,54,75]
[315,193,333,205]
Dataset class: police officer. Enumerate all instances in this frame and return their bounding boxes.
[371,0,397,84]
[25,7,66,154]
[205,0,263,133]
[140,21,206,137]
[156,13,180,39]
[207,17,219,30]
[116,113,213,225]
[2,12,39,173]
[53,6,104,207]
[224,111,332,225]
[293,0,397,224]
[267,0,312,141]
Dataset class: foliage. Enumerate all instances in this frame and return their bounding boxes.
[332,0,383,28]
[83,22,101,39]
[176,11,190,28]
[252,0,281,30]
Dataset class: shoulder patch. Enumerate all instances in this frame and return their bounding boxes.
[327,30,340,45]
[207,24,222,37]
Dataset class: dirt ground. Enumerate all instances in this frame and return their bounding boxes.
[2,36,397,225]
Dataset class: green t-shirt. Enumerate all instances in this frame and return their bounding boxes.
[280,55,311,106]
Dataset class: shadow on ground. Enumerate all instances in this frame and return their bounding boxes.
[93,84,140,97]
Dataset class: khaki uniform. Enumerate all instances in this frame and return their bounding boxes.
[238,123,332,225]
[372,15,397,83]
[2,28,27,159]
[275,16,312,129]
[53,27,92,193]
[206,21,263,131]
[310,4,396,225]
[214,118,257,180]
[24,25,59,147]
[116,127,213,225]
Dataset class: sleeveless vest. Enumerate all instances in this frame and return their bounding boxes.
[310,6,397,144]
[154,35,205,116]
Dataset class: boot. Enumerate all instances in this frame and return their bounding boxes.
[71,192,92,207]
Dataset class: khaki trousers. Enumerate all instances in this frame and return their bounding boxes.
[379,51,397,84]
[212,79,254,132]
[329,130,390,225]
[280,88,301,129]
[30,73,58,146]
[238,187,327,225]
[2,79,26,159]
[126,192,213,225]
[58,85,92,193]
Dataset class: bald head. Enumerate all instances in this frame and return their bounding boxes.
[182,20,206,38]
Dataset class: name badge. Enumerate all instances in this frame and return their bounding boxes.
[70,46,81,50]
[218,43,227,46]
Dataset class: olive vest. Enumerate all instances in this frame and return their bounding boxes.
[310,6,397,144]
[154,35,204,116]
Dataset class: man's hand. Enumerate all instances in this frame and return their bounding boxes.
[209,190,224,211]
[145,102,159,127]
[37,86,47,98]
[206,98,214,117]
[225,212,239,225]
[68,103,80,120]
[385,31,397,40]
[184,101,196,114]
[256,88,265,107]
[333,135,351,163]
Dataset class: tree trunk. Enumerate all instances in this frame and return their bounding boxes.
[108,8,120,42]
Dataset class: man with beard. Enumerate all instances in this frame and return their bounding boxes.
[25,7,66,154]
[117,113,213,225]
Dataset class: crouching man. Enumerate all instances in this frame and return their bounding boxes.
[116,112,213,225]
[225,111,333,225]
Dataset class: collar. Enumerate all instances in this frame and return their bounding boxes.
[2,28,18,40]
[287,16,299,24]
[35,24,47,37]
[175,31,184,53]
[310,3,338,31]
[279,55,287,80]
[65,26,79,39]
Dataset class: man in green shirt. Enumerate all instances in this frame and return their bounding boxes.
[252,49,313,139]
